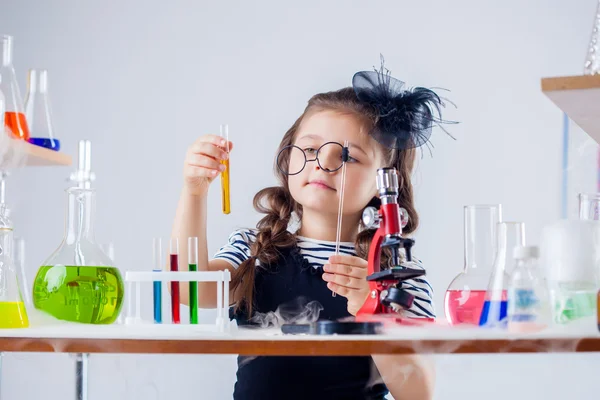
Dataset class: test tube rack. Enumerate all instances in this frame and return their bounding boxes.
[124,270,232,333]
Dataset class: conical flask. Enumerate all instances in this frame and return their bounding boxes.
[0,35,30,141]
[479,222,526,327]
[584,0,600,75]
[24,69,60,151]
[32,141,124,324]
[0,204,29,328]
[444,205,502,325]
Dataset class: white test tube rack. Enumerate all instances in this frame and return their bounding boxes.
[124,270,232,332]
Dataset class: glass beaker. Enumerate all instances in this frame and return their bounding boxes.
[579,193,600,220]
[0,204,29,328]
[479,222,526,327]
[24,69,60,151]
[1,35,30,141]
[444,205,502,325]
[32,187,124,324]
[541,220,599,324]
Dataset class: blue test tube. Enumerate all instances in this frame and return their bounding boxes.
[153,238,162,323]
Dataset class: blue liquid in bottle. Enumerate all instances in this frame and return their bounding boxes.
[479,300,507,326]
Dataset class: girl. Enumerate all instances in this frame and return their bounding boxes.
[171,62,450,399]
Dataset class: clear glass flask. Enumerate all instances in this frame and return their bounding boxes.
[444,205,502,325]
[0,35,29,141]
[584,0,600,75]
[479,222,526,328]
[24,69,60,151]
[0,204,29,328]
[507,246,551,333]
[579,193,600,220]
[32,187,124,324]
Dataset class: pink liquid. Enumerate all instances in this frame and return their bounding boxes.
[444,290,487,325]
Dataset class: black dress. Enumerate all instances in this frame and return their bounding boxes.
[230,245,389,400]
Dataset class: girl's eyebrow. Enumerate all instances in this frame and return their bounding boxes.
[296,134,370,157]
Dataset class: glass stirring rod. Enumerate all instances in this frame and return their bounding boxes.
[220,124,231,214]
[333,140,350,297]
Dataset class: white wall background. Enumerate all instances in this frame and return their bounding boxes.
[2,0,600,399]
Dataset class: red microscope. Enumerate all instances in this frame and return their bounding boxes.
[354,167,432,325]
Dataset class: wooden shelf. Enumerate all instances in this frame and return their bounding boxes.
[1,324,599,355]
[24,141,72,167]
[542,74,600,143]
[1,138,72,168]
[1,336,600,355]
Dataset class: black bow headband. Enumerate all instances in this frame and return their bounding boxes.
[352,56,457,151]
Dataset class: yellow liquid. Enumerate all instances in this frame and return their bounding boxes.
[0,301,29,328]
[221,158,230,214]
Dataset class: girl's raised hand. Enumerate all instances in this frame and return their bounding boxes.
[322,254,370,316]
[183,134,232,197]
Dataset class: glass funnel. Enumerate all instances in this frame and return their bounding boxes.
[24,69,60,151]
[479,222,526,328]
[1,35,29,141]
[444,205,502,325]
[32,187,124,324]
[0,204,29,328]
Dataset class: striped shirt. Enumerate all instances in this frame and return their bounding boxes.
[214,228,436,319]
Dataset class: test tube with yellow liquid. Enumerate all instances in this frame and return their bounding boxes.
[220,124,230,214]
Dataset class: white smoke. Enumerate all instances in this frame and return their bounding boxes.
[0,127,28,171]
[250,296,323,328]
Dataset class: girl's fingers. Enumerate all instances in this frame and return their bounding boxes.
[326,282,354,298]
[191,136,234,153]
[185,166,221,178]
[189,142,229,160]
[187,154,225,171]
[328,254,367,266]
[323,263,367,279]
[193,134,226,147]
[322,273,366,289]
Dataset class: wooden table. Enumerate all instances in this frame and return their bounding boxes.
[1,323,599,356]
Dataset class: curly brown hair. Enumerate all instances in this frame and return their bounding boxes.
[231,87,418,315]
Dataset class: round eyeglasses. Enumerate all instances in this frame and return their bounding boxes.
[276,142,350,176]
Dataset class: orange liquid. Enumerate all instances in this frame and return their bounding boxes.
[221,159,230,214]
[5,111,30,140]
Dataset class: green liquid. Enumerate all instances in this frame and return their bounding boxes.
[189,264,198,324]
[33,265,124,324]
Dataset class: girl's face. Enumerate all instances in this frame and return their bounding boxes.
[287,110,384,216]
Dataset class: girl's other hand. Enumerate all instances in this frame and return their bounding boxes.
[322,254,369,316]
[183,134,232,197]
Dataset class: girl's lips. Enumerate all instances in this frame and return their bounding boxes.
[308,180,335,190]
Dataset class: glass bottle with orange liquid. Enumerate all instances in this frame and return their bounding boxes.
[0,203,29,328]
[0,34,30,141]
